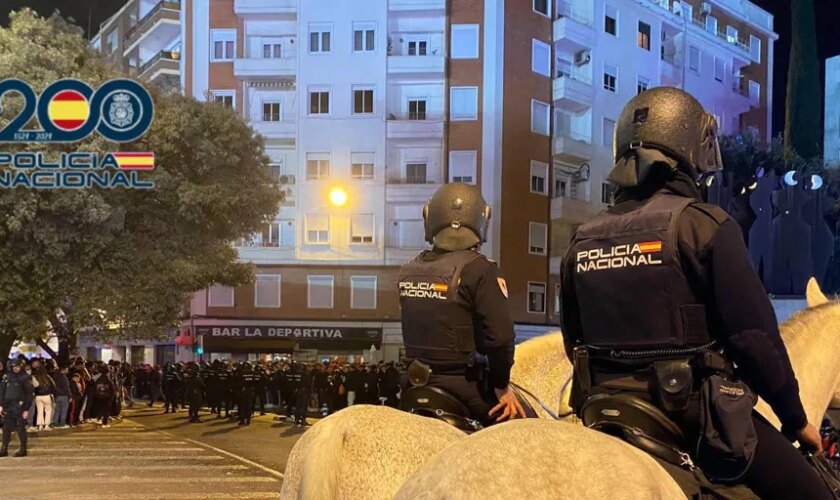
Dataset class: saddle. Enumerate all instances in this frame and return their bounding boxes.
[400,385,483,433]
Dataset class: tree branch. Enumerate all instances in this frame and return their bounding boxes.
[35,338,58,359]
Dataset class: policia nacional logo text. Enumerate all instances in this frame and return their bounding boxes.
[576,240,663,273]
[399,281,449,300]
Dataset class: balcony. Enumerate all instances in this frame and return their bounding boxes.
[551,196,601,224]
[249,120,296,140]
[137,49,180,81]
[123,1,180,56]
[553,132,593,164]
[385,177,441,203]
[234,0,297,16]
[388,54,445,75]
[388,0,445,11]
[553,4,595,52]
[553,72,593,113]
[386,114,445,140]
[234,49,297,79]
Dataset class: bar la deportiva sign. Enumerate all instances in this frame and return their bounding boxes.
[195,325,382,341]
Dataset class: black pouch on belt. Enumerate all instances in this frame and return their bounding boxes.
[696,375,757,483]
[654,359,693,413]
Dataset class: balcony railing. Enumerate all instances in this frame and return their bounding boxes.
[387,176,439,185]
[124,1,180,43]
[387,112,444,121]
[556,2,592,27]
[240,47,297,60]
[732,81,749,97]
[138,49,180,75]
[555,130,591,143]
[555,67,592,85]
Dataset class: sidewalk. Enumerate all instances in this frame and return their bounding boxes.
[25,416,124,437]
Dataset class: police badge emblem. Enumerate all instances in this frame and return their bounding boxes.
[108,92,135,128]
[497,277,509,299]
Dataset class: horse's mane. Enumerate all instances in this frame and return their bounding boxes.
[514,331,565,363]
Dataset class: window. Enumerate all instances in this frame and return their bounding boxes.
[531,39,551,77]
[601,183,614,204]
[449,151,477,184]
[689,45,700,73]
[637,21,651,50]
[351,152,374,180]
[705,15,718,35]
[450,86,478,121]
[407,40,427,56]
[262,43,282,59]
[306,153,330,180]
[528,222,547,255]
[602,118,616,147]
[451,24,479,59]
[211,30,236,61]
[208,284,234,307]
[749,35,761,62]
[351,276,377,309]
[604,5,617,36]
[636,76,649,95]
[260,221,281,247]
[305,214,330,244]
[308,276,334,309]
[406,163,427,184]
[262,101,280,121]
[254,275,281,308]
[106,30,118,54]
[408,99,427,120]
[749,81,760,105]
[353,22,376,52]
[528,282,546,313]
[603,64,617,92]
[353,87,374,114]
[714,57,725,83]
[726,26,739,44]
[531,100,550,136]
[554,284,561,315]
[555,177,568,198]
[533,0,549,17]
[351,214,374,244]
[530,160,548,195]
[682,3,693,20]
[211,91,234,109]
[309,89,330,114]
[309,24,331,53]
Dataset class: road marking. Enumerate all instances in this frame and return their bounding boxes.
[124,418,285,479]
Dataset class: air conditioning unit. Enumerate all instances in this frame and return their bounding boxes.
[574,50,591,66]
[279,174,296,185]
[701,2,712,14]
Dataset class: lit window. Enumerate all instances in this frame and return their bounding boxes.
[637,21,651,50]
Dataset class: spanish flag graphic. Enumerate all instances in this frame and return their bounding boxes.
[47,90,90,131]
[638,241,663,254]
[112,152,155,170]
[432,283,449,293]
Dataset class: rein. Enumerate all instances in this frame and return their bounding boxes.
[510,376,574,420]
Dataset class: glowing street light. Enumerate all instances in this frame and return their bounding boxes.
[329,187,348,207]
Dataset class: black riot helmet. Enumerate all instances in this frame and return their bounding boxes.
[423,183,491,251]
[609,87,723,188]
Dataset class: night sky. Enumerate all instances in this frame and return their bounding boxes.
[2,0,840,138]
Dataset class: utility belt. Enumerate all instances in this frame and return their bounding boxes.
[404,352,489,386]
[574,344,760,484]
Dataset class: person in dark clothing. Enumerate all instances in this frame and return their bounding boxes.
[162,364,182,413]
[293,367,311,426]
[560,87,830,500]
[254,365,268,416]
[237,364,260,426]
[379,363,401,408]
[206,361,221,417]
[91,370,116,427]
[0,359,34,457]
[147,366,162,407]
[344,365,363,407]
[284,365,299,417]
[51,366,72,428]
[183,366,205,423]
[399,183,525,426]
[363,366,379,405]
[68,372,84,426]
[216,364,234,418]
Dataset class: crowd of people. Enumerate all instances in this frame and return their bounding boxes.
[131,359,405,426]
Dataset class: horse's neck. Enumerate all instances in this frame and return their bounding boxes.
[772,304,840,427]
[510,333,573,416]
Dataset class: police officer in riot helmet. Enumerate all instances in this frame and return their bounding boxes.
[399,183,525,427]
[0,359,35,457]
[560,87,830,499]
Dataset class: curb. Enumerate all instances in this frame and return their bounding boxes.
[25,417,125,437]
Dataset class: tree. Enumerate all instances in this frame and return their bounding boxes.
[0,10,283,362]
[784,0,822,160]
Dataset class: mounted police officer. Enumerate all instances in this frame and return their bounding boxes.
[560,87,831,499]
[399,183,525,429]
[0,359,35,457]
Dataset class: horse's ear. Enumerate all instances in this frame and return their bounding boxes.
[806,277,829,308]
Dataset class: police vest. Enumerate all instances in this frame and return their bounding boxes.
[398,249,482,365]
[568,194,712,350]
[1,374,28,403]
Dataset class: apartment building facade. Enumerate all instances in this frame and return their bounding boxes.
[89,0,775,364]
[826,55,840,167]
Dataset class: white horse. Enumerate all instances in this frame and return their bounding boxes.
[280,332,573,499]
[395,279,840,499]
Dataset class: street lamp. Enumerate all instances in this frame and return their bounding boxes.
[329,187,348,207]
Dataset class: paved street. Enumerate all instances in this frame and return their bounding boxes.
[1,406,309,499]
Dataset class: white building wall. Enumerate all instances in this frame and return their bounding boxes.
[825,55,840,167]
